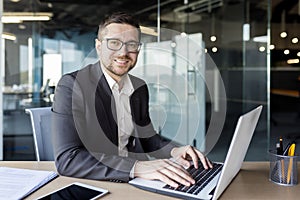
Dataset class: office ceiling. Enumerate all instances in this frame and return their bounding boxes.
[3,0,300,63]
[4,0,227,36]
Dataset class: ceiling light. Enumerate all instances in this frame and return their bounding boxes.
[210,35,217,42]
[212,47,218,53]
[180,32,187,37]
[140,26,158,36]
[18,24,26,29]
[269,44,275,50]
[291,37,299,44]
[2,18,22,23]
[280,31,287,38]
[284,49,290,55]
[253,35,267,43]
[2,32,17,41]
[297,52,300,57]
[170,42,176,48]
[259,46,265,52]
[2,12,53,23]
[287,59,299,64]
[243,23,250,41]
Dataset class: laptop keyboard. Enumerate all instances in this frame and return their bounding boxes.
[163,163,223,195]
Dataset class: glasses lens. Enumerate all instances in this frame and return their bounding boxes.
[107,39,122,50]
[126,42,140,52]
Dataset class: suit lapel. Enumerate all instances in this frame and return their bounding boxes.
[93,62,118,147]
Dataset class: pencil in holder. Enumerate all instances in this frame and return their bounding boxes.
[269,150,299,186]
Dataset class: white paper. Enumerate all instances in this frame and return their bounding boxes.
[0,167,57,200]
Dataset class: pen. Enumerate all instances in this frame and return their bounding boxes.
[278,137,283,155]
[288,144,295,157]
[283,142,292,156]
[287,143,296,184]
[276,143,281,155]
[276,142,280,155]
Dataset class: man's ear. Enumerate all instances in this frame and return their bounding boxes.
[95,38,101,49]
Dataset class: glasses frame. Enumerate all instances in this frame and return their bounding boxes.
[102,38,142,53]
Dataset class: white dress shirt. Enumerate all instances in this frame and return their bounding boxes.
[101,66,134,157]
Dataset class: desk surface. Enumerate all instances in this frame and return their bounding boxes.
[0,161,300,200]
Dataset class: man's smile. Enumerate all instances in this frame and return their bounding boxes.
[114,58,129,66]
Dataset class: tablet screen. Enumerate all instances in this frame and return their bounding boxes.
[38,183,107,200]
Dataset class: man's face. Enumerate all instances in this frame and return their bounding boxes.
[96,23,140,81]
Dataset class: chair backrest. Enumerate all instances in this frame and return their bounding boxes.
[25,107,54,161]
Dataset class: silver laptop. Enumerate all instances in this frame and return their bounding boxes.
[129,105,262,200]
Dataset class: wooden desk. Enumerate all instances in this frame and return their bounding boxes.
[0,161,300,200]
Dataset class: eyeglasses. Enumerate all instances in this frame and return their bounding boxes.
[103,38,142,53]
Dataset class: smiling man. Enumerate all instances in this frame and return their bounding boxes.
[96,23,140,81]
[52,12,212,188]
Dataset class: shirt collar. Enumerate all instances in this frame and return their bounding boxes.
[101,65,134,95]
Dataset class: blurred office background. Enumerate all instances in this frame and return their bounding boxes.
[0,0,299,161]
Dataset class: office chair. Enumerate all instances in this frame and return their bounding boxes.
[25,107,54,161]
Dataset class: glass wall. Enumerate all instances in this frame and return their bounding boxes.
[1,0,271,161]
[133,32,207,151]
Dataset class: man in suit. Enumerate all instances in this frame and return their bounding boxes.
[52,12,212,188]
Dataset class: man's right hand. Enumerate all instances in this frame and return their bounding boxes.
[134,159,195,188]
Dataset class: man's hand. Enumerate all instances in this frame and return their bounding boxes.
[134,159,195,188]
[171,145,213,170]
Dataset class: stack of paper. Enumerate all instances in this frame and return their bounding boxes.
[0,167,58,200]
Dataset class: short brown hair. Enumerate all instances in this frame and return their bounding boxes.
[98,12,141,40]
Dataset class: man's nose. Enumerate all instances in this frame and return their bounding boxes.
[118,44,128,54]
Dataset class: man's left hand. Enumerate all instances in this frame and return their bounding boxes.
[170,145,213,169]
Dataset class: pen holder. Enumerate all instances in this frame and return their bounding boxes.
[269,150,299,186]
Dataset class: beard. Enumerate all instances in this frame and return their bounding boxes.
[106,64,134,77]
[104,55,136,77]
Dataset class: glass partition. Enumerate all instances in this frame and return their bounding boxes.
[132,32,207,150]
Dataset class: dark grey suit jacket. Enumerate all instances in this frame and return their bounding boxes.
[52,62,176,182]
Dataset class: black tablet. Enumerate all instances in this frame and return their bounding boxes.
[37,182,109,200]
